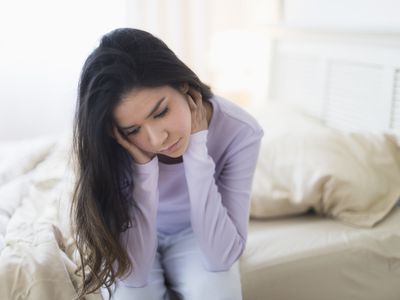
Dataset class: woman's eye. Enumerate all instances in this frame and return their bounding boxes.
[155,107,169,118]
[126,107,168,136]
[127,128,140,135]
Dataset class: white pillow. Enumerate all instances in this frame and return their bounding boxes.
[250,109,400,227]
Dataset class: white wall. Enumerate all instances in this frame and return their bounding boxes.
[283,0,400,32]
[2,0,400,141]
[0,0,127,141]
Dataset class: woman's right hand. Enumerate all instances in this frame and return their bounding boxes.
[112,126,155,165]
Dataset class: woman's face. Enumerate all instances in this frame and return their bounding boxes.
[112,85,192,158]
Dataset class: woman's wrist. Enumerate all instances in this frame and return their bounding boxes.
[132,155,159,175]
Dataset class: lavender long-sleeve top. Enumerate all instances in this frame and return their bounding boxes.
[118,95,264,287]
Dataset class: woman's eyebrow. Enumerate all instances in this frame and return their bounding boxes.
[120,97,166,130]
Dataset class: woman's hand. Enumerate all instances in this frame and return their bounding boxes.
[112,126,155,164]
[186,88,208,134]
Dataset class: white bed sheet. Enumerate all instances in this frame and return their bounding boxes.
[240,207,400,300]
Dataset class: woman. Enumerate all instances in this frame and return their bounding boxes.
[71,28,263,300]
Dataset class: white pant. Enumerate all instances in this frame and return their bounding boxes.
[101,227,242,300]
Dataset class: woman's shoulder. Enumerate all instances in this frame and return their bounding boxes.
[209,95,263,135]
[206,95,264,166]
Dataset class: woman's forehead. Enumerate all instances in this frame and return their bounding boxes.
[123,86,168,103]
[113,86,172,125]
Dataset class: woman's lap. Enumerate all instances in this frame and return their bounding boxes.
[101,227,242,300]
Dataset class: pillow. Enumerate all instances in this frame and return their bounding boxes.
[250,108,400,227]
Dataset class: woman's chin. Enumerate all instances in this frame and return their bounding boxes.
[159,137,188,157]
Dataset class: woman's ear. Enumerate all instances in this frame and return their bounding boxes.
[179,82,189,94]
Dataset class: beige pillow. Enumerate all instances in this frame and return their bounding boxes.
[251,111,400,227]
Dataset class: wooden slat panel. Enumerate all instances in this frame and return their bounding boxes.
[391,69,400,131]
[269,38,400,131]
[272,52,324,118]
[325,62,385,131]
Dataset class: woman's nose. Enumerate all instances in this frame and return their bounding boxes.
[145,125,167,149]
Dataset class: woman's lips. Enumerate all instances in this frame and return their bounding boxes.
[160,138,181,154]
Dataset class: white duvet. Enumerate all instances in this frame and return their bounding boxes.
[0,135,101,300]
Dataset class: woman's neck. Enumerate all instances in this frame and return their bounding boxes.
[205,99,213,125]
[158,154,183,164]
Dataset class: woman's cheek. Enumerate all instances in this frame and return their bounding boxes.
[126,135,136,144]
[127,136,146,150]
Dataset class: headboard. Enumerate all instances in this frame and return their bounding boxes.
[267,28,400,134]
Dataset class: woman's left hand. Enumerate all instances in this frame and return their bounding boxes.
[187,88,208,134]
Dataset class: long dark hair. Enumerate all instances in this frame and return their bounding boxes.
[71,28,213,298]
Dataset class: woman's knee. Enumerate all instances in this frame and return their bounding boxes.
[101,251,168,300]
[178,263,242,300]
[101,279,169,300]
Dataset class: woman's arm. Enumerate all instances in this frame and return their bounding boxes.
[117,156,159,287]
[182,128,263,271]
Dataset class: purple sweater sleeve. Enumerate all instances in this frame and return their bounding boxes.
[182,129,263,271]
[118,156,159,287]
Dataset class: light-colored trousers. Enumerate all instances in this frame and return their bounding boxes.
[101,227,242,300]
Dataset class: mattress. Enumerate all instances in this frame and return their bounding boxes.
[240,207,400,300]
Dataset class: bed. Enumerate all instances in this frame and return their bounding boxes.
[241,208,400,300]
[1,30,400,300]
[239,27,400,300]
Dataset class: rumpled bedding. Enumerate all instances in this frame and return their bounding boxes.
[0,135,101,300]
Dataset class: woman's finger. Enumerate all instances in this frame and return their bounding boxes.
[187,88,202,106]
[112,126,122,141]
[112,126,155,165]
[113,126,130,148]
[112,126,120,141]
[187,93,197,110]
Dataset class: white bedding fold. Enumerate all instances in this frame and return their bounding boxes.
[0,135,102,300]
